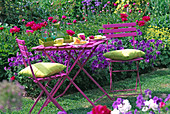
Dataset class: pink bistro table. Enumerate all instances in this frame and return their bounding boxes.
[32,39,113,108]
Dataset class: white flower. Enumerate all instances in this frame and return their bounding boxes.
[149,99,158,111]
[111,109,120,114]
[117,99,132,113]
[142,106,149,112]
[144,99,158,111]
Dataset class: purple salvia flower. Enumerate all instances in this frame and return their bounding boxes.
[98,29,103,33]
[137,29,141,32]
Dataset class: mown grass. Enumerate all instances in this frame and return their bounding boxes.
[1,68,170,114]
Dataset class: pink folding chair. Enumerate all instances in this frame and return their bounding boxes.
[16,38,67,113]
[102,22,144,96]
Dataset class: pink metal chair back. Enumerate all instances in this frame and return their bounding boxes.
[102,22,143,96]
[16,38,66,113]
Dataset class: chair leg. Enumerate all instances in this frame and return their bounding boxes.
[109,62,113,92]
[36,81,65,113]
[136,61,142,95]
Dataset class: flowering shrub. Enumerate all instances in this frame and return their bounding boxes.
[86,89,170,114]
[0,80,24,112]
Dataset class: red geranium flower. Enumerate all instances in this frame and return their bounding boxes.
[92,105,111,114]
[26,21,36,27]
[52,19,57,23]
[10,76,15,81]
[120,13,128,19]
[10,26,20,33]
[66,30,75,36]
[48,17,53,21]
[0,27,4,30]
[122,18,128,22]
[124,4,129,8]
[138,20,145,26]
[26,30,34,35]
[142,16,150,22]
[82,17,85,20]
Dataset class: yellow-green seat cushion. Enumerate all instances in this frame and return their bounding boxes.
[103,49,145,60]
[19,62,66,78]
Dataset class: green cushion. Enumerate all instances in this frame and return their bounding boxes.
[103,49,145,60]
[19,62,66,78]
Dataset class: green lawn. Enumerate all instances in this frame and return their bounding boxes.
[1,68,170,114]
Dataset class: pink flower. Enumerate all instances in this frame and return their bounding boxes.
[89,36,94,39]
[10,26,20,33]
[159,102,166,108]
[147,2,149,5]
[124,4,129,8]
[73,19,77,23]
[133,3,136,5]
[31,23,42,31]
[52,19,57,23]
[10,76,15,81]
[26,30,34,34]
[66,30,75,36]
[107,1,110,4]
[82,17,85,20]
[142,16,150,22]
[136,20,138,23]
[138,21,145,26]
[66,22,72,25]
[79,35,85,40]
[76,15,79,17]
[92,105,111,114]
[129,9,132,13]
[113,3,117,6]
[62,15,67,19]
[139,10,141,13]
[22,19,25,22]
[48,17,53,21]
[0,27,4,30]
